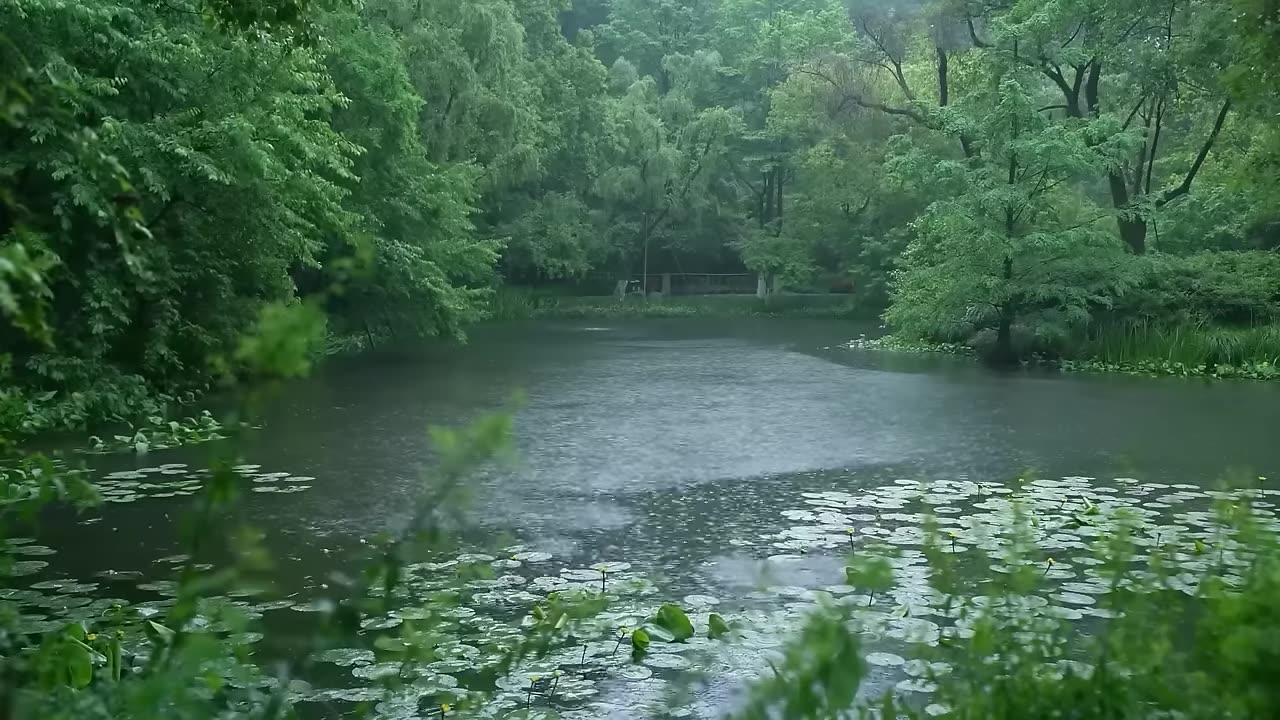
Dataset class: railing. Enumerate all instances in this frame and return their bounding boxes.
[590,272,757,297]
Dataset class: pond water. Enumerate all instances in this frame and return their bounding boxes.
[11,318,1280,717]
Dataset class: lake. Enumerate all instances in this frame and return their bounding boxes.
[12,318,1280,717]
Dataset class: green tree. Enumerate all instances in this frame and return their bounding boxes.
[887,62,1134,361]
[595,71,742,289]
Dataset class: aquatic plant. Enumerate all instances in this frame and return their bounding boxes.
[733,474,1280,719]
[86,412,226,455]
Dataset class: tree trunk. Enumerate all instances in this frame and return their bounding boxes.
[759,171,772,228]
[642,227,650,300]
[1118,216,1148,255]
[1105,172,1147,254]
[994,307,1014,365]
[936,47,949,107]
[774,167,784,234]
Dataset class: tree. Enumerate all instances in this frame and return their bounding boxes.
[716,0,852,287]
[595,72,743,287]
[959,0,1236,254]
[887,63,1134,361]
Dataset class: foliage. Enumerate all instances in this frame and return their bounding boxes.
[884,63,1136,361]
[85,412,225,455]
[1064,322,1280,380]
[8,0,1279,403]
[1110,252,1280,326]
[0,0,503,433]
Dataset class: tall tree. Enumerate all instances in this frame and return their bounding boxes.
[887,60,1134,360]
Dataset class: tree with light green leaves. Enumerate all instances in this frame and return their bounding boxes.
[886,57,1136,361]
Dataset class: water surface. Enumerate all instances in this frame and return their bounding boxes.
[21,318,1280,716]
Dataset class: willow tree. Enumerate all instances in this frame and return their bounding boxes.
[715,0,851,287]
[595,67,742,289]
[493,0,615,281]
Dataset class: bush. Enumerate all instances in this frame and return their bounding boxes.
[1113,251,1280,326]
[0,356,171,435]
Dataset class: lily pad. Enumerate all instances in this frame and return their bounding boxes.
[313,647,375,666]
[865,652,906,667]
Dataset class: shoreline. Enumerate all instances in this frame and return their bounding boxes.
[844,335,1280,381]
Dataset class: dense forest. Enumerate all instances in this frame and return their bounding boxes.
[3,0,1280,430]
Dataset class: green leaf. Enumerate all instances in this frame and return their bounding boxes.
[63,622,87,641]
[708,613,731,639]
[374,636,410,653]
[630,627,650,656]
[63,642,93,689]
[654,603,694,642]
[147,620,175,644]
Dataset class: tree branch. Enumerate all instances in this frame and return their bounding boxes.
[1120,95,1146,131]
[966,16,990,48]
[1132,98,1155,196]
[1042,63,1074,100]
[795,67,925,123]
[1144,96,1166,195]
[1156,99,1231,207]
[1063,20,1086,48]
[857,18,914,100]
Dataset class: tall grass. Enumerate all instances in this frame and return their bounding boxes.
[1067,320,1280,378]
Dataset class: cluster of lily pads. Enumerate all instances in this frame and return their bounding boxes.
[1060,357,1280,381]
[7,463,1279,719]
[297,550,749,719]
[843,335,973,355]
[93,463,315,504]
[735,474,1280,707]
[2,532,736,719]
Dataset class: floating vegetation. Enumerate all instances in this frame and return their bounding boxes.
[6,467,1280,718]
[86,412,227,454]
[716,474,1280,710]
[88,463,318,505]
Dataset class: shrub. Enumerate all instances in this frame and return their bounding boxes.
[1113,251,1280,326]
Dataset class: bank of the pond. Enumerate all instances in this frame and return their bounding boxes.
[848,328,1280,382]
[489,287,865,321]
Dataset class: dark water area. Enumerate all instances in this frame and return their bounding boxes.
[17,318,1280,716]
[39,317,1280,590]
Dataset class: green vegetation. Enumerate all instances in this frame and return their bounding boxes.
[1064,321,1280,380]
[6,0,1280,716]
[5,0,1280,439]
[489,288,861,320]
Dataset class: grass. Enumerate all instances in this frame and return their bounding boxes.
[1065,320,1280,380]
[487,287,865,321]
[846,320,1280,381]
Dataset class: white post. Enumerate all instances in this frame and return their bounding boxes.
[642,233,649,300]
